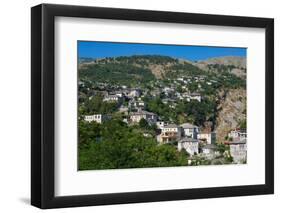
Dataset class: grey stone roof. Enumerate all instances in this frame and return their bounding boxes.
[179,137,199,143]
[180,123,198,129]
[130,110,156,116]
[190,92,201,96]
[105,94,119,98]
[203,144,217,149]
[229,138,247,144]
[164,124,178,128]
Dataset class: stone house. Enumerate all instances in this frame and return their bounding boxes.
[198,132,216,144]
[229,138,247,164]
[201,144,220,159]
[128,89,141,98]
[128,99,146,110]
[180,123,199,139]
[129,110,157,124]
[228,128,247,140]
[157,124,181,144]
[178,137,199,156]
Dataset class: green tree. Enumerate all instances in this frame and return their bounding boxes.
[139,118,149,129]
[239,119,247,129]
[78,119,188,170]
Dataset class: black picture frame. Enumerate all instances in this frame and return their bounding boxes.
[31,3,274,209]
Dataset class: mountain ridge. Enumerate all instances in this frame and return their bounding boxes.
[196,56,246,68]
[79,54,246,80]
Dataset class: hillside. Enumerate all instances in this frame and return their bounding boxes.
[194,56,246,79]
[78,54,248,169]
[197,56,246,68]
[79,55,246,82]
[79,55,204,82]
[79,54,247,130]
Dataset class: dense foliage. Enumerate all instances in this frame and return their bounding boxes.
[79,94,119,115]
[80,62,155,86]
[166,62,205,78]
[79,119,188,170]
[143,96,217,127]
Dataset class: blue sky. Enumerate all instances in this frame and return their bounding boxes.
[78,41,246,61]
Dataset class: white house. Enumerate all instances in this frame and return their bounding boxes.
[180,123,199,139]
[128,89,141,98]
[157,124,181,143]
[188,92,202,102]
[228,128,247,140]
[129,110,157,124]
[84,114,109,124]
[156,124,181,144]
[128,99,146,110]
[202,144,217,154]
[201,144,219,159]
[178,137,199,156]
[163,87,173,93]
[103,94,122,103]
[229,138,247,164]
[156,132,178,144]
[182,92,201,102]
[198,132,216,144]
[161,124,181,134]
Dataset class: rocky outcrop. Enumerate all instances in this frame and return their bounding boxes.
[147,64,170,79]
[215,88,246,142]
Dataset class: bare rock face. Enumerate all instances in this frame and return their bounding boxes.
[231,68,246,79]
[147,64,171,79]
[215,88,246,142]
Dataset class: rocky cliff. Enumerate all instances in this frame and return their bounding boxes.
[215,88,247,142]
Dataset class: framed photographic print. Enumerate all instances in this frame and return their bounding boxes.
[31,3,274,209]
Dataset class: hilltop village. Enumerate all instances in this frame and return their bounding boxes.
[78,55,247,169]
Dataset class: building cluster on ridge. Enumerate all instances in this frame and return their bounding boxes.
[83,86,247,164]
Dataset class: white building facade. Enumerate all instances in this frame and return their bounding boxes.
[228,129,247,140]
[128,89,141,98]
[157,124,181,144]
[198,132,216,144]
[84,114,109,124]
[103,94,121,102]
